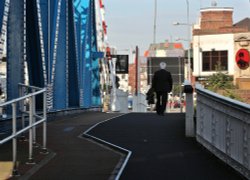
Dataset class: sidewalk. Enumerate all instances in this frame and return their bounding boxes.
[1,112,246,180]
[87,113,246,180]
[0,111,123,180]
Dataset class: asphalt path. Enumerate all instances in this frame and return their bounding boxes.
[87,112,246,180]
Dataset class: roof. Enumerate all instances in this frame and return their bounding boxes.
[200,7,233,12]
[148,42,183,51]
[234,18,250,31]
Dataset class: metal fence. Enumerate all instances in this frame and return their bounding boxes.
[195,84,250,179]
[0,84,47,176]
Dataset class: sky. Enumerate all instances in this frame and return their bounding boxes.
[104,0,250,55]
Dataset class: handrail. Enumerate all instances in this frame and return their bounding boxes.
[195,84,250,179]
[0,88,46,107]
[0,118,45,145]
[196,84,250,113]
[18,83,43,90]
[0,84,48,176]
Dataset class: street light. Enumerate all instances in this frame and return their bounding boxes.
[153,0,157,44]
[173,0,192,82]
[172,22,189,26]
[186,0,191,83]
[173,22,192,82]
[175,37,189,42]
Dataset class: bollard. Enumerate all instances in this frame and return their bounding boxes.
[183,80,195,137]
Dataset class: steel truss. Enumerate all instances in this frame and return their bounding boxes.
[0,0,103,111]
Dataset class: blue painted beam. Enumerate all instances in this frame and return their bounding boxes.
[0,0,8,59]
[26,0,44,88]
[83,0,92,108]
[4,0,101,111]
[7,0,24,101]
[74,0,89,107]
[53,0,68,109]
[74,0,101,108]
[90,0,101,106]
[68,0,79,107]
[0,1,5,33]
[0,0,6,51]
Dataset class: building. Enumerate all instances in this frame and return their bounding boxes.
[145,42,185,58]
[128,57,148,94]
[144,42,185,93]
[127,42,185,95]
[192,5,250,88]
[234,19,250,89]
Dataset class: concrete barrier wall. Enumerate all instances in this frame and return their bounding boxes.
[195,84,250,179]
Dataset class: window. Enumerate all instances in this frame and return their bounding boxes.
[202,50,228,71]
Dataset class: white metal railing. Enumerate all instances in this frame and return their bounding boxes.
[195,84,250,179]
[0,83,47,176]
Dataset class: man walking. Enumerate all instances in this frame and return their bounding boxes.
[152,62,173,116]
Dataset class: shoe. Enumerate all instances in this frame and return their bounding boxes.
[157,112,164,116]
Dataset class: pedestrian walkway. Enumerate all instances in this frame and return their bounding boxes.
[0,112,246,180]
[0,111,123,180]
[87,113,246,180]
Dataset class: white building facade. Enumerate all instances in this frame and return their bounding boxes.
[193,33,235,77]
[192,6,250,85]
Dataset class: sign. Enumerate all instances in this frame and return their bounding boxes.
[106,47,111,60]
[235,49,250,70]
[196,76,208,81]
[112,55,129,74]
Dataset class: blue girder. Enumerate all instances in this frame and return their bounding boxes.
[3,0,102,111]
[7,0,25,101]
[74,0,101,108]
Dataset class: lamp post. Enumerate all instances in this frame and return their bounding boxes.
[186,0,191,82]
[173,0,192,82]
[173,22,192,82]
[153,0,157,44]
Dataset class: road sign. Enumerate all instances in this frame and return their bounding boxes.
[235,48,250,70]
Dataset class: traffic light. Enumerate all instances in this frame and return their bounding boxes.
[115,75,120,88]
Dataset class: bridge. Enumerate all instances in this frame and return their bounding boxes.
[0,0,250,180]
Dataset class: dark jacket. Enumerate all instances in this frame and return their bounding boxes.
[152,69,173,93]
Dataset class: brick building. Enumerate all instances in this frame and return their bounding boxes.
[128,58,148,94]
[192,6,250,88]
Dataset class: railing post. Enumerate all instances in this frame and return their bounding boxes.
[183,80,195,137]
[12,102,19,176]
[32,89,38,147]
[19,86,26,140]
[41,90,48,154]
[27,96,35,164]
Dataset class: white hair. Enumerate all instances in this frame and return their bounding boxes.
[159,62,166,69]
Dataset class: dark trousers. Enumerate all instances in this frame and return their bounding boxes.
[156,91,168,114]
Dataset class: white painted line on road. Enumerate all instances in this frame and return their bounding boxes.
[80,113,132,180]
